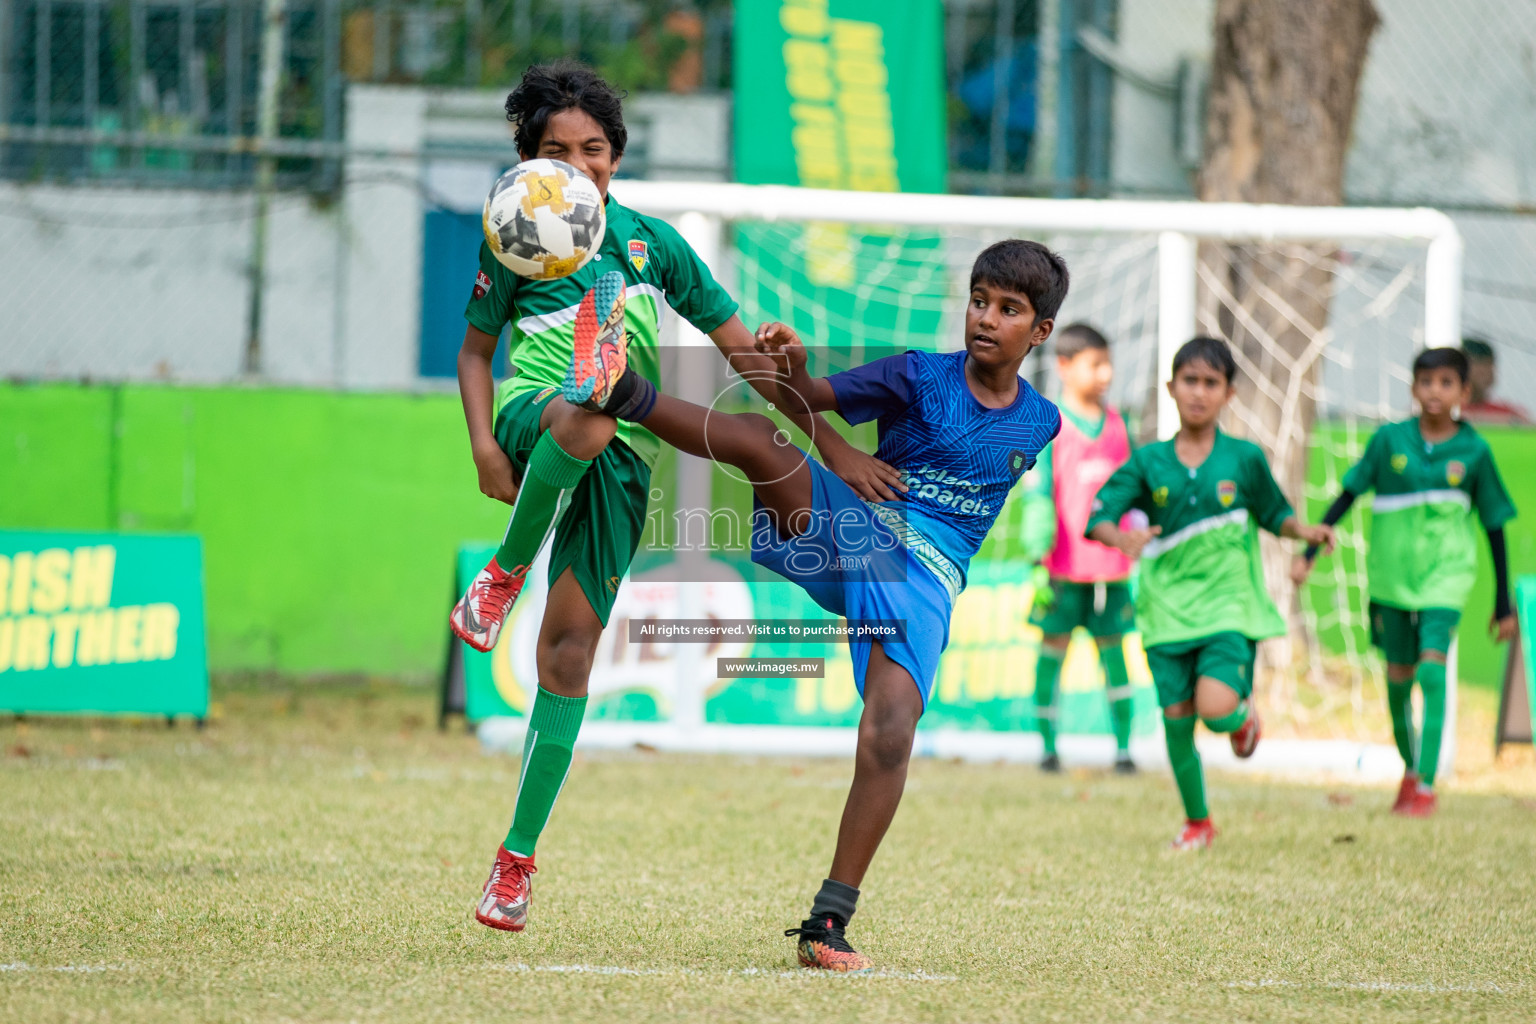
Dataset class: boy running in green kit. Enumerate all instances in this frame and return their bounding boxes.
[1293,347,1517,818]
[453,61,901,933]
[1021,324,1138,773]
[1086,337,1335,850]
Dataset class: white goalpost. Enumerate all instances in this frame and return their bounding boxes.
[480,182,1464,782]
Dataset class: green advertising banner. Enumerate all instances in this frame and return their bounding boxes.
[454,546,1158,737]
[732,0,951,361]
[0,530,208,718]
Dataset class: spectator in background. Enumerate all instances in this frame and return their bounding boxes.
[1460,338,1531,425]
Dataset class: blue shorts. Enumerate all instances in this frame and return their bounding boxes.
[750,458,955,709]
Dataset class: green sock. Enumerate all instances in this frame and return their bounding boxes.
[1101,644,1133,753]
[1416,661,1447,787]
[504,686,588,855]
[1386,678,1417,773]
[1163,715,1208,820]
[1202,701,1249,734]
[494,433,592,574]
[1033,649,1063,756]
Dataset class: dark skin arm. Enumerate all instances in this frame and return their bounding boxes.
[752,321,839,412]
[458,325,519,504]
[708,315,905,501]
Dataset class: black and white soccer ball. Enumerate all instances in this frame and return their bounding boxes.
[482,159,606,280]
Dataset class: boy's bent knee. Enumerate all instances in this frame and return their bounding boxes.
[536,623,603,691]
[542,400,617,459]
[861,717,915,772]
[1192,677,1241,720]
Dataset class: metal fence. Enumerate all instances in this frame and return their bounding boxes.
[0,0,1117,192]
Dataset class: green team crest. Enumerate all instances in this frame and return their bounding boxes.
[1391,453,1408,473]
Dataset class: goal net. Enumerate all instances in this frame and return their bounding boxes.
[492,182,1461,773]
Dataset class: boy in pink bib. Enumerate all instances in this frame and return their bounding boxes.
[1022,324,1137,772]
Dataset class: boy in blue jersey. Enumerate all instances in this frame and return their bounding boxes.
[566,239,1066,970]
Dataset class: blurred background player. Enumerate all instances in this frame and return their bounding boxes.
[1293,347,1517,818]
[452,60,901,934]
[571,240,1065,971]
[1021,324,1138,773]
[1086,337,1335,850]
[1458,337,1530,425]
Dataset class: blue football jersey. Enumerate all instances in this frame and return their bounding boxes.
[826,349,1060,583]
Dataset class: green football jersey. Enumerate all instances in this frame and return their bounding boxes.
[1342,419,1515,611]
[1086,431,1294,646]
[465,192,739,469]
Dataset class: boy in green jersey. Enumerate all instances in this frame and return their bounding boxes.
[1020,324,1139,773]
[1086,337,1335,850]
[1293,347,1517,818]
[454,61,902,933]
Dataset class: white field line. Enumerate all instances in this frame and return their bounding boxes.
[0,963,125,973]
[490,963,956,982]
[1230,979,1505,995]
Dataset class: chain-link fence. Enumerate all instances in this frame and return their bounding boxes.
[3,0,1535,391]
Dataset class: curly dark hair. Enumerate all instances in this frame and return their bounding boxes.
[969,239,1070,324]
[504,60,627,159]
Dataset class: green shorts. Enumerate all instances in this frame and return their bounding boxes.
[1144,632,1255,709]
[1028,579,1134,638]
[495,387,651,626]
[1369,603,1460,667]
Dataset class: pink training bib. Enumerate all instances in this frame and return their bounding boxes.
[1042,407,1134,582]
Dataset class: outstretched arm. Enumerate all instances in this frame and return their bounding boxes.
[1289,491,1355,584]
[708,315,905,500]
[1087,521,1162,561]
[1279,517,1336,551]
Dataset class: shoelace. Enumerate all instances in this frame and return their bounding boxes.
[785,918,858,954]
[474,569,523,621]
[491,857,536,896]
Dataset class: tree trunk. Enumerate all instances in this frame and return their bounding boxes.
[1196,0,1378,687]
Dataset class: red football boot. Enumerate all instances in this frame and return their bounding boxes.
[450,557,527,653]
[1230,705,1262,759]
[1396,784,1438,818]
[475,846,536,932]
[1391,771,1419,813]
[563,271,628,410]
[1171,818,1217,850]
[786,915,873,972]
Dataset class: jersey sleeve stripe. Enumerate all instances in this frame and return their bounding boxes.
[1141,508,1249,560]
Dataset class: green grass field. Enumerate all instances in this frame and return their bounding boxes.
[4,682,1535,1024]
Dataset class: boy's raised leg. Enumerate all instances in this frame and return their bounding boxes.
[788,644,924,972]
[453,278,624,653]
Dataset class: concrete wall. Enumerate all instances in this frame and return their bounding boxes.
[0,85,732,390]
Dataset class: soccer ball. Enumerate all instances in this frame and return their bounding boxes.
[482,159,606,280]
